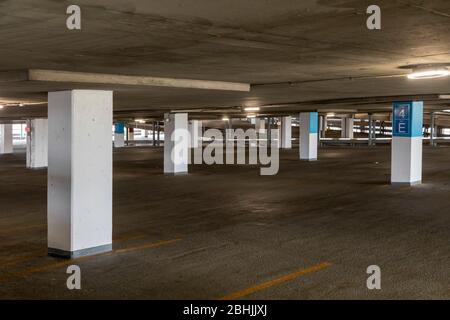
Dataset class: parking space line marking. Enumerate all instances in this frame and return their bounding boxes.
[219,262,332,300]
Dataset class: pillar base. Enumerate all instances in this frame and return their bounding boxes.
[164,172,188,176]
[391,180,421,186]
[48,244,112,259]
[301,158,317,162]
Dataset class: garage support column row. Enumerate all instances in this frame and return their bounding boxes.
[0,124,13,154]
[48,90,113,258]
[26,119,48,168]
[280,116,292,149]
[341,116,354,139]
[164,113,189,174]
[391,101,423,186]
[299,112,318,161]
[189,120,202,148]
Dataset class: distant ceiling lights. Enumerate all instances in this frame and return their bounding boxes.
[244,106,260,112]
[0,105,4,109]
[135,119,145,123]
[222,116,229,121]
[246,114,256,118]
[407,67,450,80]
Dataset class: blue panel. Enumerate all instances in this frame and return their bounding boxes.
[410,101,423,137]
[309,112,318,134]
[392,101,423,137]
[114,122,125,134]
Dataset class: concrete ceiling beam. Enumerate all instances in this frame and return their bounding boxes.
[0,69,251,92]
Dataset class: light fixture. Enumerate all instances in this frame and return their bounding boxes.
[443,109,450,113]
[246,114,256,118]
[135,119,145,123]
[244,106,260,112]
[0,105,4,109]
[222,116,229,121]
[407,67,450,80]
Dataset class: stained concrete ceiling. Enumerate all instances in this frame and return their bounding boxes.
[2,0,450,120]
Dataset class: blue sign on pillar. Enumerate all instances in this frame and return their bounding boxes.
[114,122,125,134]
[392,102,423,137]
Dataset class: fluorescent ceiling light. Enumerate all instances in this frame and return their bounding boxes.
[443,109,450,113]
[135,119,145,123]
[246,114,256,118]
[407,68,450,80]
[222,117,229,121]
[244,106,260,112]
[0,105,4,109]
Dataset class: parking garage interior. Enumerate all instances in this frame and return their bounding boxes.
[0,0,449,300]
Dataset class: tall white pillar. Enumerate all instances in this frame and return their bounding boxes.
[280,116,292,149]
[164,113,189,174]
[300,112,318,161]
[189,120,202,148]
[391,101,423,186]
[26,119,48,168]
[114,122,125,148]
[0,124,13,154]
[48,90,113,258]
[341,116,354,139]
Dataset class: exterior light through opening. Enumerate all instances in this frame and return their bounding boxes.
[244,106,260,112]
[407,68,450,80]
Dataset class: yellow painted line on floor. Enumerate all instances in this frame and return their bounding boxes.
[0,238,182,283]
[219,262,332,300]
[110,238,182,254]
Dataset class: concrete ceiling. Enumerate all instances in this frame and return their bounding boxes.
[2,0,450,120]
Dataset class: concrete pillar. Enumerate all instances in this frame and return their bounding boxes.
[319,115,327,138]
[341,116,354,139]
[0,124,13,154]
[430,112,436,147]
[299,112,318,161]
[152,121,157,146]
[368,114,374,146]
[157,122,161,146]
[189,120,202,148]
[280,116,292,149]
[48,90,113,258]
[26,119,48,168]
[391,101,423,186]
[164,113,188,174]
[255,118,266,142]
[114,122,125,148]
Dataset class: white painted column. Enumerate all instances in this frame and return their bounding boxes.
[391,101,423,186]
[48,90,113,258]
[164,113,189,174]
[0,124,13,154]
[114,122,125,148]
[280,116,292,149]
[255,118,266,143]
[299,112,318,161]
[26,119,48,168]
[189,120,202,148]
[341,116,354,139]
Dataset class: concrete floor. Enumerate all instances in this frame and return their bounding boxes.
[0,145,449,299]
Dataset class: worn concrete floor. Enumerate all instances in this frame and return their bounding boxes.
[0,145,448,299]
